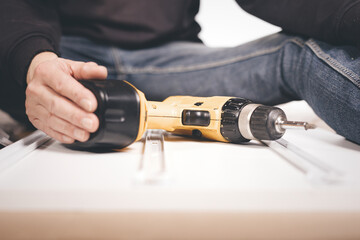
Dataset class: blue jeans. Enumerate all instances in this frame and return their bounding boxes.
[60,33,360,144]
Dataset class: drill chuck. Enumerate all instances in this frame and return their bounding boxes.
[220,99,286,142]
[243,104,287,140]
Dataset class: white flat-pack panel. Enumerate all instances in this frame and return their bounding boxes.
[0,129,359,213]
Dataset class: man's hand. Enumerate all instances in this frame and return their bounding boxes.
[26,52,108,143]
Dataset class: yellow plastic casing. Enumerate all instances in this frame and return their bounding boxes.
[146,96,233,142]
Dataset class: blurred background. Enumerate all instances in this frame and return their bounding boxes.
[197,0,280,47]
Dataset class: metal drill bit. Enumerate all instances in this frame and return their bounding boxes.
[277,120,317,131]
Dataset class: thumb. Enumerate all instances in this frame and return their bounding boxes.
[65,60,108,80]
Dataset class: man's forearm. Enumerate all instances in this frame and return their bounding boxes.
[236,0,360,47]
[0,0,61,121]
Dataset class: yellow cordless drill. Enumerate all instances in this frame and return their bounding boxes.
[69,79,314,149]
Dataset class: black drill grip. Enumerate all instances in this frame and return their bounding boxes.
[66,79,141,150]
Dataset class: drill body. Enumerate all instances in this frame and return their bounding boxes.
[147,96,233,143]
[69,80,289,150]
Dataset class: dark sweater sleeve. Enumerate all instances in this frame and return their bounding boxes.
[0,0,61,121]
[236,0,360,47]
[0,0,61,87]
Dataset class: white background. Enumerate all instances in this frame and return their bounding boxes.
[197,0,280,47]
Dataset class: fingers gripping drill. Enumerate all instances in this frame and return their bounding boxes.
[69,80,315,149]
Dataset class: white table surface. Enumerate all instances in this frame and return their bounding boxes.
[0,128,359,211]
[0,128,359,240]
